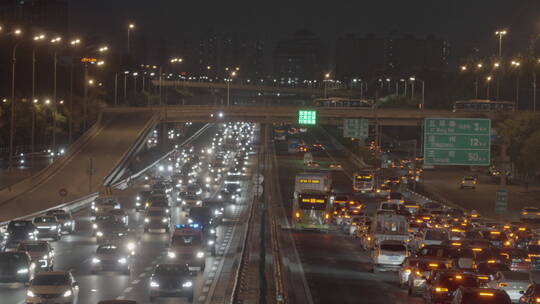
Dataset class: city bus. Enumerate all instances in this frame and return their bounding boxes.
[452,99,515,112]
[292,172,333,231]
[292,192,333,231]
[353,170,376,192]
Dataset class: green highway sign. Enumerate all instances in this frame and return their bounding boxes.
[343,118,369,139]
[424,118,491,166]
[298,110,317,125]
[495,189,508,214]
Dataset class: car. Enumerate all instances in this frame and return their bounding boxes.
[45,210,74,234]
[387,192,405,204]
[399,257,422,288]
[519,283,540,304]
[486,271,532,303]
[424,271,480,304]
[411,229,450,251]
[144,208,171,233]
[4,220,37,251]
[98,301,137,304]
[520,207,540,222]
[92,214,117,236]
[329,162,342,170]
[451,287,511,304]
[135,190,152,211]
[499,248,531,271]
[372,240,408,272]
[167,224,206,272]
[95,220,128,243]
[149,264,194,302]
[17,241,55,270]
[92,196,121,215]
[107,229,140,256]
[33,216,61,240]
[460,176,477,189]
[306,161,319,168]
[26,271,79,304]
[408,258,452,296]
[475,262,511,283]
[91,244,131,274]
[0,251,36,284]
[109,209,129,225]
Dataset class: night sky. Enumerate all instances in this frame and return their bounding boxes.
[68,0,540,58]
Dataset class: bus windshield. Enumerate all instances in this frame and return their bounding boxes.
[298,194,328,210]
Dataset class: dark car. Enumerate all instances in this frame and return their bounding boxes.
[0,251,35,283]
[476,262,510,283]
[91,244,131,274]
[451,287,511,304]
[4,220,37,251]
[149,264,194,302]
[95,220,127,243]
[135,190,152,211]
[519,283,540,304]
[424,271,479,304]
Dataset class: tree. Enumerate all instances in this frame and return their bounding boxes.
[521,130,540,176]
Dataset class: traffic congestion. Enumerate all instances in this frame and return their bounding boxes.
[275,125,540,304]
[0,122,257,304]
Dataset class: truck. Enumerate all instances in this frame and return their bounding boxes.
[366,212,409,250]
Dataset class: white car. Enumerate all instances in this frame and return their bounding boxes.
[26,271,79,304]
[486,271,532,302]
[372,240,408,273]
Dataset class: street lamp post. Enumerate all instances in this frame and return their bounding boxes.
[511,60,521,109]
[31,34,45,168]
[324,73,330,98]
[486,76,492,100]
[114,72,119,106]
[410,77,425,110]
[8,28,23,171]
[51,36,62,155]
[123,71,129,104]
[495,30,507,58]
[475,63,483,98]
[68,38,81,144]
[127,23,135,55]
[227,71,237,107]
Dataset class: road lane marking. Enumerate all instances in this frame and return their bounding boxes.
[131,279,140,284]
[124,287,133,293]
[139,273,146,278]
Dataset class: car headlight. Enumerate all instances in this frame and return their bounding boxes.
[182,200,186,205]
[236,188,241,192]
[51,225,57,230]
[208,240,215,245]
[150,280,159,288]
[188,218,193,224]
[162,218,169,223]
[136,196,140,201]
[96,231,103,237]
[182,281,193,288]
[210,229,216,234]
[17,268,28,274]
[118,258,127,264]
[218,195,222,199]
[92,224,98,229]
[136,202,141,206]
[43,255,48,260]
[196,251,205,258]
[63,290,72,298]
[144,218,150,223]
[168,251,176,259]
[196,200,202,205]
[27,290,35,297]
[92,258,101,264]
[127,242,135,251]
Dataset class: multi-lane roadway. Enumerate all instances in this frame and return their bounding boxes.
[0,124,256,304]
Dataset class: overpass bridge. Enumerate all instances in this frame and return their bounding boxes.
[155,80,324,96]
[109,105,507,126]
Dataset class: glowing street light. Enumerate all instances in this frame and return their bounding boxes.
[127,23,135,54]
[70,38,81,46]
[460,65,467,71]
[495,29,507,57]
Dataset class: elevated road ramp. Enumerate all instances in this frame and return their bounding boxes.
[0,110,158,221]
